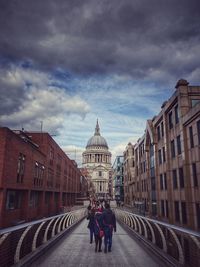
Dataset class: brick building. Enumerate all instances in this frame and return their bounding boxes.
[0,128,81,228]
[124,79,200,231]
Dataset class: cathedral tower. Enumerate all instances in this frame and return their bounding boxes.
[82,120,112,199]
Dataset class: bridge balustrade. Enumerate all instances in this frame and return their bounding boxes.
[0,208,86,267]
[115,209,200,267]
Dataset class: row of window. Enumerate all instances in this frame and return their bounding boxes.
[158,199,200,228]
[161,200,187,225]
[135,162,198,193]
[17,153,78,186]
[17,154,46,186]
[6,190,70,210]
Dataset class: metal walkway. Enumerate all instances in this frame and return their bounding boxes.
[30,219,165,267]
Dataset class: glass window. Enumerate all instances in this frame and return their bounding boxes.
[164,173,167,190]
[175,201,180,222]
[169,111,173,129]
[49,146,54,159]
[99,171,102,176]
[177,135,181,155]
[173,169,178,189]
[197,120,200,145]
[17,153,26,183]
[151,177,156,190]
[161,200,165,216]
[181,202,187,224]
[179,168,184,188]
[157,125,161,141]
[6,190,22,209]
[175,105,179,124]
[166,200,169,218]
[196,203,200,228]
[158,149,162,164]
[189,126,194,148]
[34,162,45,187]
[162,147,166,162]
[191,99,200,107]
[161,122,164,137]
[160,174,163,190]
[192,163,198,187]
[29,191,39,207]
[171,140,175,158]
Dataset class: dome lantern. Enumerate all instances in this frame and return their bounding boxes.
[95,119,100,136]
[86,120,108,149]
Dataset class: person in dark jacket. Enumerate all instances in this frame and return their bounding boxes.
[102,203,116,253]
[87,207,95,243]
[94,208,103,252]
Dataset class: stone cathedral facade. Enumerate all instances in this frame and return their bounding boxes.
[82,120,112,199]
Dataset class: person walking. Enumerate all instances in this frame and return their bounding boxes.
[94,208,103,252]
[102,203,116,253]
[87,207,95,244]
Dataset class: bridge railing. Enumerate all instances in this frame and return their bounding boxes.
[0,208,86,267]
[115,209,200,267]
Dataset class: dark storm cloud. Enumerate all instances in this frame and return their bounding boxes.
[0,0,200,79]
[0,66,28,114]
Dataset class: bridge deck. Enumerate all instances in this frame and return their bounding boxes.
[30,218,165,267]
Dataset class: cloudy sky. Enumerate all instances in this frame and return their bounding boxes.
[0,0,200,165]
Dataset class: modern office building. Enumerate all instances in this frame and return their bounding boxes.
[124,79,200,231]
[82,120,112,200]
[112,155,124,204]
[0,128,81,228]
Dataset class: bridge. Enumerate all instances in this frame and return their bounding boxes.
[0,208,199,267]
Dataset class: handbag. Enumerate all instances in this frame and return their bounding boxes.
[99,229,104,238]
[96,219,104,238]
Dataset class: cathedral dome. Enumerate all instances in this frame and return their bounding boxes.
[86,120,108,148]
[87,135,108,148]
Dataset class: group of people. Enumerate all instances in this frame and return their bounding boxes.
[87,202,116,253]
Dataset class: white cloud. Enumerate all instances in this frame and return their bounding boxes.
[62,145,85,167]
[1,66,90,132]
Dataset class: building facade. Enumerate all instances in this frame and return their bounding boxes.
[124,79,200,231]
[0,128,81,228]
[82,120,112,200]
[112,155,124,204]
[123,143,135,206]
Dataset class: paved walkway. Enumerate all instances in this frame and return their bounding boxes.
[30,219,165,267]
